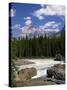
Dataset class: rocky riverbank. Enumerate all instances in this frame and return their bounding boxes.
[15,67,37,81]
[15,59,34,66]
[14,60,65,87]
[47,64,65,82]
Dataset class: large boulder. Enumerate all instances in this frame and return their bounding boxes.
[47,64,65,81]
[18,67,37,81]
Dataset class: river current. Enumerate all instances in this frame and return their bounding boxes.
[16,59,64,79]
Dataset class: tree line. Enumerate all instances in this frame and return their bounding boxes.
[10,30,65,86]
[11,32,65,59]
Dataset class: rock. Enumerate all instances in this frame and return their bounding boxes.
[47,64,65,81]
[54,54,64,61]
[18,68,37,81]
[53,64,65,70]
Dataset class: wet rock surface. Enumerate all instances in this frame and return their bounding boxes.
[47,64,65,81]
[54,54,65,61]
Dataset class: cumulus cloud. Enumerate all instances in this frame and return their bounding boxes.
[35,14,44,20]
[33,5,65,20]
[52,23,61,29]
[25,19,32,25]
[43,21,56,28]
[24,16,32,25]
[10,9,16,17]
[39,21,61,32]
[20,16,33,37]
[24,16,31,20]
[39,21,55,29]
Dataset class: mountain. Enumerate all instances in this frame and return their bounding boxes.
[52,29,65,37]
[21,25,64,39]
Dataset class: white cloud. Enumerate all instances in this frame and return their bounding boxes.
[39,21,61,32]
[36,15,44,20]
[39,21,56,29]
[24,16,31,20]
[20,16,32,38]
[11,24,21,29]
[44,21,56,28]
[52,23,61,28]
[10,9,16,17]
[25,19,32,25]
[33,8,45,20]
[33,5,65,20]
[24,16,32,25]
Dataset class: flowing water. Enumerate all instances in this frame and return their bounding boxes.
[16,59,64,79]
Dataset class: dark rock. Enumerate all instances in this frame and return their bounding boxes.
[47,64,65,81]
[54,54,64,61]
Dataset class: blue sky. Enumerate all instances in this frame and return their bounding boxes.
[9,3,65,37]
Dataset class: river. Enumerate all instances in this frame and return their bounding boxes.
[16,59,64,79]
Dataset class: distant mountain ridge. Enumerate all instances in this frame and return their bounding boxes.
[21,25,65,39]
[51,29,65,37]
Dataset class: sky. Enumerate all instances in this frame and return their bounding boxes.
[9,3,65,37]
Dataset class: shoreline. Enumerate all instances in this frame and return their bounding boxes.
[16,57,55,60]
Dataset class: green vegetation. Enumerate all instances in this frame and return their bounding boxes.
[11,59,16,87]
[11,31,65,59]
[10,28,65,86]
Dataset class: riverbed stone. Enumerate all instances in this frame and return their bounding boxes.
[18,67,37,81]
[47,64,65,80]
[54,54,65,61]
